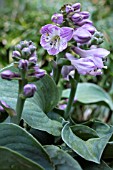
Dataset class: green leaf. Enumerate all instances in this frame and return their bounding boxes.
[71,124,98,140]
[62,83,113,110]
[44,145,83,170]
[0,123,54,170]
[0,146,44,170]
[0,74,62,136]
[0,63,19,73]
[83,120,113,137]
[61,123,113,163]
[22,75,62,136]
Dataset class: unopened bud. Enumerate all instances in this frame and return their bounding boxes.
[18,59,28,70]
[1,70,15,80]
[20,41,29,48]
[29,56,37,65]
[12,51,21,61]
[29,45,36,53]
[51,13,63,25]
[23,84,37,98]
[72,3,81,12]
[65,5,74,13]
[22,47,31,59]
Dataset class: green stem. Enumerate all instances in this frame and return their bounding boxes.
[53,66,61,85]
[11,78,27,125]
[64,72,79,120]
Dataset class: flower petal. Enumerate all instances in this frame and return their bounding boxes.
[60,27,74,41]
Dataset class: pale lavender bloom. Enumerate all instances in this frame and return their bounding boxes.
[63,48,110,76]
[29,56,37,65]
[51,13,63,25]
[73,46,110,59]
[40,24,73,55]
[23,84,37,98]
[65,53,97,75]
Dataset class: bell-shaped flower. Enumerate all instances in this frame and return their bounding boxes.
[40,24,73,55]
[73,46,110,59]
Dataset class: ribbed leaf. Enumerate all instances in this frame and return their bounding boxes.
[62,83,113,110]
[0,74,62,136]
[61,123,113,163]
[0,146,44,170]
[0,123,54,170]
[45,145,83,170]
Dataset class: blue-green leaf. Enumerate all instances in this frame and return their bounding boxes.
[0,123,54,170]
[62,83,113,110]
[61,123,113,163]
[45,145,83,170]
[0,146,44,170]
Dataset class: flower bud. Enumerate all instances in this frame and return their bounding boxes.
[22,47,31,59]
[23,84,37,98]
[80,11,90,19]
[1,70,15,80]
[12,51,21,61]
[73,27,92,44]
[15,44,22,51]
[72,3,81,12]
[29,56,37,65]
[0,100,16,116]
[18,59,28,70]
[76,19,93,26]
[71,13,82,23]
[20,40,29,48]
[65,5,74,13]
[35,69,45,79]
[29,45,36,53]
[51,13,63,25]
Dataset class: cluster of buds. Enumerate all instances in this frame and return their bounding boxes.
[1,40,45,98]
[40,2,110,77]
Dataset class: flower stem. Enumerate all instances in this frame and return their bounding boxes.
[64,72,79,120]
[10,78,27,125]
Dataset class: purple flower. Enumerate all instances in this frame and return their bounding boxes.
[51,13,63,25]
[23,84,37,98]
[1,70,16,80]
[18,59,28,70]
[64,53,102,76]
[73,46,110,59]
[75,19,93,26]
[40,24,73,55]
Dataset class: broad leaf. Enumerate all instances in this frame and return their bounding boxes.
[0,63,19,73]
[62,83,113,110]
[0,75,62,136]
[0,123,54,170]
[0,146,44,170]
[45,145,83,170]
[61,123,113,163]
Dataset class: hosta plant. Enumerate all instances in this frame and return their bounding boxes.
[0,2,113,170]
